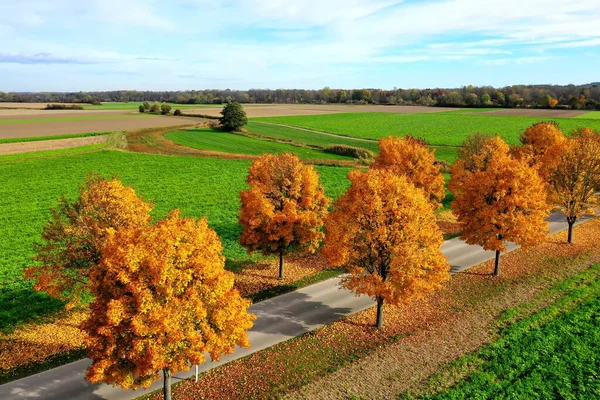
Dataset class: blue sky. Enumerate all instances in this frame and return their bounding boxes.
[1,0,599,91]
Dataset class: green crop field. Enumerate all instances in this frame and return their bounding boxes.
[254,113,600,146]
[0,115,153,125]
[417,265,600,400]
[83,102,222,111]
[0,149,351,330]
[245,122,458,163]
[575,111,600,119]
[165,128,353,160]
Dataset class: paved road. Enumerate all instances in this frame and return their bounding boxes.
[0,211,593,400]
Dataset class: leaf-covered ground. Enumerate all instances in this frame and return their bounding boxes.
[153,218,600,400]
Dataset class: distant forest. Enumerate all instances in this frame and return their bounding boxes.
[2,83,600,110]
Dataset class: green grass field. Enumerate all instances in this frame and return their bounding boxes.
[0,132,111,144]
[0,149,351,330]
[165,128,353,160]
[575,111,600,119]
[83,102,221,111]
[417,265,600,400]
[254,113,600,146]
[0,115,153,125]
[246,122,458,163]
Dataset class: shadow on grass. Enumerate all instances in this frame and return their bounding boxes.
[0,286,64,333]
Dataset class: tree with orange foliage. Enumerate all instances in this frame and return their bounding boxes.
[370,136,445,208]
[323,169,449,328]
[548,135,600,243]
[25,175,152,308]
[239,153,330,279]
[450,136,551,276]
[83,211,254,400]
[513,121,566,178]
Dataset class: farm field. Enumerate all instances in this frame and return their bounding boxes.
[254,113,600,146]
[246,121,458,163]
[82,102,220,111]
[0,114,152,125]
[164,128,353,160]
[0,102,89,110]
[575,111,600,119]
[0,132,110,145]
[0,148,351,330]
[0,115,198,140]
[0,135,109,156]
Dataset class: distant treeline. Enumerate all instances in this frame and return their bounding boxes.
[2,83,600,110]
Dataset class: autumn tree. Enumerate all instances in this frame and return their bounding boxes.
[548,135,600,243]
[455,132,495,173]
[513,121,566,178]
[323,169,449,328]
[239,153,330,279]
[83,211,254,400]
[450,136,550,276]
[25,175,152,308]
[370,136,445,208]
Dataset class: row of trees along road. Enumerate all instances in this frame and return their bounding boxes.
[25,116,599,397]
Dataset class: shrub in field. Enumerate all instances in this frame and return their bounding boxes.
[149,102,161,113]
[161,103,172,115]
[371,136,446,208]
[220,101,248,131]
[24,175,153,308]
[45,104,84,110]
[323,169,449,328]
[143,101,151,111]
[173,109,182,116]
[138,105,145,113]
[83,211,254,400]
[450,136,551,276]
[239,153,330,279]
[323,144,374,160]
[549,134,600,243]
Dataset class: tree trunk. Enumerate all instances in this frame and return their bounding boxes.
[163,367,172,400]
[567,217,576,244]
[376,297,384,328]
[493,250,501,277]
[278,251,284,280]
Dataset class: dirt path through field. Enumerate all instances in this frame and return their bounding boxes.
[0,136,109,155]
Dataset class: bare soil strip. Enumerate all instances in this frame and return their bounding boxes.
[0,110,135,120]
[473,109,588,118]
[0,116,199,140]
[0,136,108,155]
[0,102,89,110]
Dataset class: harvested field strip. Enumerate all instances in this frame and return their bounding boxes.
[0,149,351,330]
[0,131,111,144]
[164,128,353,160]
[0,115,152,125]
[83,102,220,111]
[0,135,109,156]
[150,219,600,400]
[254,113,600,146]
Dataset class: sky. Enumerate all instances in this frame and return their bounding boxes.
[1,0,599,91]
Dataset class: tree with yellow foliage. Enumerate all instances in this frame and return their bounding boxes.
[239,153,330,279]
[370,136,445,208]
[548,134,600,243]
[450,136,550,276]
[323,169,449,328]
[25,175,152,308]
[83,211,254,400]
[513,121,566,178]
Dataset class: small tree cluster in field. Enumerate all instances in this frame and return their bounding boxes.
[219,101,248,131]
[161,103,172,115]
[45,104,84,110]
[323,144,374,160]
[173,109,182,116]
[30,175,254,400]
